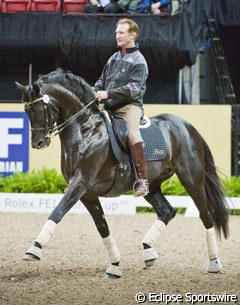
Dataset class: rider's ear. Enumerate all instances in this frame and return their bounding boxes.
[15,81,25,93]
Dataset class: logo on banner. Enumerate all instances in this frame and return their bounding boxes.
[0,112,29,176]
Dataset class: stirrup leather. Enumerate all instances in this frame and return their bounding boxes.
[133,179,149,197]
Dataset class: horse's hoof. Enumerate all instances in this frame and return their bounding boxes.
[145,258,156,268]
[23,253,40,261]
[143,247,158,267]
[23,245,42,261]
[207,258,222,273]
[105,273,121,280]
[105,264,122,279]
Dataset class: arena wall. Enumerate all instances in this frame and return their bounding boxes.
[0,103,232,178]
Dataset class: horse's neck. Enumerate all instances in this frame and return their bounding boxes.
[58,107,103,138]
[45,82,103,135]
[44,83,82,115]
[58,108,106,179]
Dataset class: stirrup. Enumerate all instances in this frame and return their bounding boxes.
[133,179,149,197]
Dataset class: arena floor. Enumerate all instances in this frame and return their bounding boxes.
[0,212,239,305]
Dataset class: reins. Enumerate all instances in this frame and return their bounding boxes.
[26,94,97,137]
[52,98,96,136]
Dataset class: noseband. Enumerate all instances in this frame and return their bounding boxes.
[25,93,97,137]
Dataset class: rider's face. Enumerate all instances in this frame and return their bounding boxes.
[115,23,136,50]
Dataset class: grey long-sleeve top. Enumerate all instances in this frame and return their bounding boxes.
[94,45,148,111]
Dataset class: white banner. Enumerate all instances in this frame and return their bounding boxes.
[0,193,239,217]
[0,193,136,215]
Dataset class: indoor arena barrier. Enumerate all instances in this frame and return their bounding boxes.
[0,193,239,217]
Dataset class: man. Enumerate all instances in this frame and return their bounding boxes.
[84,0,111,14]
[103,0,138,13]
[94,18,149,197]
[151,0,171,15]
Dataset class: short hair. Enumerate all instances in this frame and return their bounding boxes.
[116,18,139,40]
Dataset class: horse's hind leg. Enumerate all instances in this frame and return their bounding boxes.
[189,185,222,272]
[81,196,122,279]
[143,184,176,267]
[176,169,223,273]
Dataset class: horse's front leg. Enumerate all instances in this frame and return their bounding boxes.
[82,196,122,279]
[143,187,176,267]
[23,181,83,262]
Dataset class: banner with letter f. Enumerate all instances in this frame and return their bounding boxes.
[0,112,29,177]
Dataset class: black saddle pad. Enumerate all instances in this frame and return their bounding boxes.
[140,118,167,161]
[101,112,167,163]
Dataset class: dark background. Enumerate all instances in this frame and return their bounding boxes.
[0,0,239,104]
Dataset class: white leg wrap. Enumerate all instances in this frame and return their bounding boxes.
[143,248,158,262]
[106,265,122,277]
[102,235,121,264]
[142,220,166,248]
[207,257,222,273]
[206,227,218,259]
[24,245,42,260]
[35,220,56,247]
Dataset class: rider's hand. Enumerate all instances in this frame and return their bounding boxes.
[96,91,108,102]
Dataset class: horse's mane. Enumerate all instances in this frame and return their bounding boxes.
[36,68,95,105]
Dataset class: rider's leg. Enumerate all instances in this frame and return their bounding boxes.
[114,104,149,197]
[129,141,149,196]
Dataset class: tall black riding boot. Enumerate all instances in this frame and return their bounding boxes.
[129,142,149,197]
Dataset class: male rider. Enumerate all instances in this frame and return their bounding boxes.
[94,18,149,197]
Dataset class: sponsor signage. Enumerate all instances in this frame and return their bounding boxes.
[0,193,239,216]
[0,194,136,215]
[0,112,29,176]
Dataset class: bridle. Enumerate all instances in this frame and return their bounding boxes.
[24,93,97,138]
[25,94,59,138]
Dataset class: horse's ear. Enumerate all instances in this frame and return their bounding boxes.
[15,81,26,94]
[32,83,41,94]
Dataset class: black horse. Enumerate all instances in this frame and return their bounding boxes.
[16,69,229,278]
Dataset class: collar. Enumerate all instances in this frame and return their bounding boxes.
[117,43,139,54]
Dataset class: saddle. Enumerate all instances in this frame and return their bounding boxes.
[102,110,167,162]
[101,110,167,197]
[109,114,129,153]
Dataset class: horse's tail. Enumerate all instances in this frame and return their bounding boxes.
[203,139,229,239]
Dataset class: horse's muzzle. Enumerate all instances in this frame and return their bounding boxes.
[32,137,50,149]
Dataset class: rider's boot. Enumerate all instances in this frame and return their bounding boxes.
[129,142,149,197]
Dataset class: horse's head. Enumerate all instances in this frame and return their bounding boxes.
[16,69,99,149]
[15,81,59,149]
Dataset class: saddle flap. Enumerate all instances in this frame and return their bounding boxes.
[110,115,129,152]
